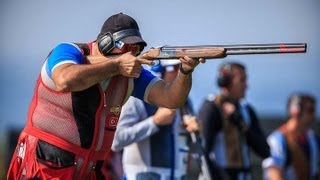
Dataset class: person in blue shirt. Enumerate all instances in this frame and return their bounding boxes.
[263,93,319,179]
[7,13,205,180]
[112,60,199,180]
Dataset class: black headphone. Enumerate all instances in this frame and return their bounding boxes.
[97,29,142,56]
[217,63,233,87]
[217,62,246,88]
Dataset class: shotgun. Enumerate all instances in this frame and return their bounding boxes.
[180,102,214,180]
[142,43,307,59]
[188,130,213,180]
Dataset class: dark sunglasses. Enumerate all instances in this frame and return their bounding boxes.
[116,41,144,56]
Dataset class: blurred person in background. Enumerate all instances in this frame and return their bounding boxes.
[112,60,199,180]
[198,62,270,180]
[262,93,320,180]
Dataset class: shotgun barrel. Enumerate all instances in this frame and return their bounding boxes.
[223,43,306,55]
[143,43,307,59]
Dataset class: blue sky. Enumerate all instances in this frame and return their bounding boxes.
[0,0,319,132]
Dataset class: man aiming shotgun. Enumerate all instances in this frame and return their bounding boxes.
[7,13,205,180]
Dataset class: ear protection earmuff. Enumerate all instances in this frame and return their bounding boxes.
[217,63,233,88]
[97,29,142,56]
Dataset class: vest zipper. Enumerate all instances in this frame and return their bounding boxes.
[103,93,107,107]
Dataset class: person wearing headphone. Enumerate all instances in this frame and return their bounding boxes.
[198,62,270,180]
[7,13,205,179]
[111,60,199,180]
[262,93,319,180]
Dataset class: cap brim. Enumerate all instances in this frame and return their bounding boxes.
[121,36,147,46]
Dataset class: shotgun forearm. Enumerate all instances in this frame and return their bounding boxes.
[142,43,307,59]
[143,46,226,59]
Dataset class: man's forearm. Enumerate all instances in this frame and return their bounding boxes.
[112,117,159,152]
[173,72,192,103]
[266,167,283,180]
[147,67,193,109]
[162,72,192,108]
[53,57,119,92]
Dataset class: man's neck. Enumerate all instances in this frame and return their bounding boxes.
[92,42,101,56]
[286,118,307,134]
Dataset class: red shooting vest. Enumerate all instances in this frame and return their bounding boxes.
[7,43,131,179]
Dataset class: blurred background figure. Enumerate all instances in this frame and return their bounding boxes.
[198,62,270,180]
[262,93,319,180]
[112,60,200,180]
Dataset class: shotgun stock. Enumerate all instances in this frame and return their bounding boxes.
[142,43,307,59]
